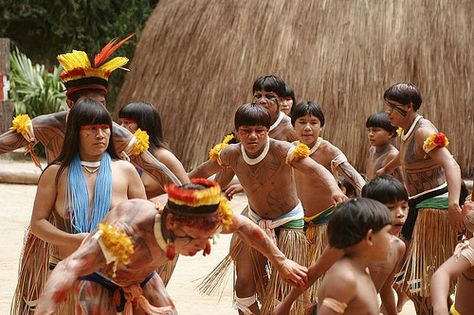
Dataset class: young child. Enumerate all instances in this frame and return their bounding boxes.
[362,175,409,315]
[291,101,366,196]
[316,198,392,314]
[431,199,474,315]
[365,111,400,181]
[272,175,409,315]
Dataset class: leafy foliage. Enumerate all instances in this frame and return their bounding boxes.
[0,0,159,108]
[10,48,67,117]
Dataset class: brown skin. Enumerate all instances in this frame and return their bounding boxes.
[30,124,146,259]
[0,94,187,188]
[379,100,464,232]
[34,199,308,315]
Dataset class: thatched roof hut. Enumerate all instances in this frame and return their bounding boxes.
[117,0,474,177]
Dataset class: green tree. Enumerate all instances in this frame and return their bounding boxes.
[0,0,158,108]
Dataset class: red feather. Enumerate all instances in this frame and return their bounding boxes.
[94,33,134,67]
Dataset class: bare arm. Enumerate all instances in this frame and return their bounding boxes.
[123,161,147,199]
[34,238,106,315]
[431,239,474,314]
[335,161,366,197]
[0,129,28,154]
[291,157,347,204]
[30,166,85,250]
[188,159,223,179]
[272,246,343,315]
[224,214,308,287]
[376,152,401,176]
[317,267,356,315]
[428,146,464,232]
[380,242,406,315]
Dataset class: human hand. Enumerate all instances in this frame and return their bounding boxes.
[332,191,348,205]
[448,202,465,233]
[276,258,308,288]
[224,184,244,200]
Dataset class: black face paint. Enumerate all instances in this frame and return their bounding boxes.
[385,101,408,117]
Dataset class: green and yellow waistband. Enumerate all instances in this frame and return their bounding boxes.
[304,206,335,225]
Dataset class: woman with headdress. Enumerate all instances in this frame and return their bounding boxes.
[119,101,189,198]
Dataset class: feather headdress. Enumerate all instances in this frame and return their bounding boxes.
[57,34,134,97]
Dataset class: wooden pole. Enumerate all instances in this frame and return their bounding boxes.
[0,38,13,133]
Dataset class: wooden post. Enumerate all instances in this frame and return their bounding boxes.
[0,38,13,133]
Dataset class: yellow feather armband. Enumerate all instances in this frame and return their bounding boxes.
[422,132,449,153]
[97,223,135,266]
[396,127,404,137]
[218,197,234,231]
[10,114,34,141]
[286,143,311,164]
[130,129,149,156]
[209,134,234,161]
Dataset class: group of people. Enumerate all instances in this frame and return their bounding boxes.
[0,36,472,315]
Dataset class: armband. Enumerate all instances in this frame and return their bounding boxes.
[422,132,449,153]
[130,129,149,156]
[10,114,41,168]
[96,223,135,277]
[286,143,310,164]
[209,134,234,161]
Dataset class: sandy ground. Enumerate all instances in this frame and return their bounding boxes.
[0,159,416,314]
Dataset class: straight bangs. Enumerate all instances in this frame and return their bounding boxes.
[234,103,271,130]
[366,112,396,134]
[291,101,325,126]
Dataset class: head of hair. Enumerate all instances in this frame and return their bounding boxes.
[327,198,392,249]
[366,111,397,136]
[55,98,119,177]
[252,75,287,97]
[163,182,221,231]
[339,178,356,199]
[383,82,422,110]
[283,83,296,104]
[119,101,167,150]
[67,89,106,103]
[234,103,271,130]
[290,100,325,127]
[362,175,408,205]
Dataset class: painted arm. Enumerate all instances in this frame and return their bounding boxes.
[225,214,308,287]
[431,239,474,315]
[335,161,366,197]
[272,246,343,315]
[0,129,28,154]
[30,165,86,251]
[376,152,401,176]
[429,146,463,232]
[34,238,106,315]
[291,157,347,204]
[188,159,223,179]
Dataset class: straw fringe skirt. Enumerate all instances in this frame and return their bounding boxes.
[305,222,328,303]
[199,229,308,315]
[400,208,457,313]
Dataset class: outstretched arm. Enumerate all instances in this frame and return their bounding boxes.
[272,246,343,315]
[431,238,474,315]
[34,238,106,315]
[224,214,308,287]
[0,129,28,154]
[376,152,401,176]
[291,157,347,204]
[188,159,223,179]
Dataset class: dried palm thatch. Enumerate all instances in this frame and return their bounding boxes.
[117,0,474,176]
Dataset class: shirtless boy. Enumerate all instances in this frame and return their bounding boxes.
[191,103,345,314]
[273,175,408,315]
[34,179,308,315]
[366,111,401,181]
[316,198,392,315]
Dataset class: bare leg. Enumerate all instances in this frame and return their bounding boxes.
[74,280,115,315]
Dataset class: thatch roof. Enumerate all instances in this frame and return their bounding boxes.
[117,0,474,177]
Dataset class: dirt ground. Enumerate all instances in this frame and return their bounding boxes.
[0,160,416,314]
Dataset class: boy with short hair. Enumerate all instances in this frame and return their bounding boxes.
[273,176,409,315]
[365,111,401,181]
[317,198,392,314]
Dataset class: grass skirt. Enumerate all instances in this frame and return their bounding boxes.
[399,208,457,314]
[305,222,328,303]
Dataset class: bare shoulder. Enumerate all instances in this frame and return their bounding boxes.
[323,261,358,299]
[320,140,343,157]
[32,111,67,128]
[112,159,136,172]
[153,148,179,163]
[415,119,438,142]
[392,236,406,257]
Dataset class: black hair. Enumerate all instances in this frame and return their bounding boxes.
[252,75,287,97]
[234,103,271,130]
[383,82,422,110]
[339,178,356,198]
[119,101,168,150]
[67,89,106,103]
[283,83,296,105]
[290,100,325,127]
[362,175,408,205]
[366,111,397,135]
[327,198,392,249]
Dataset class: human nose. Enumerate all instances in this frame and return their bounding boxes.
[96,128,106,138]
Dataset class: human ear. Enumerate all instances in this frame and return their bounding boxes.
[365,229,374,246]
